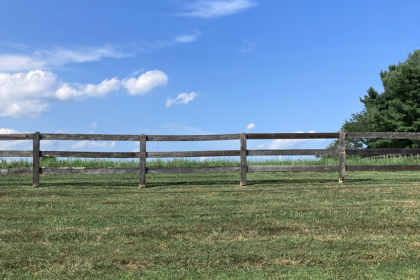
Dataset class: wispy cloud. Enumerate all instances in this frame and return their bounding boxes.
[0,55,46,72]
[166,92,199,107]
[0,45,130,72]
[0,32,200,72]
[90,122,98,129]
[127,68,145,78]
[175,31,201,43]
[179,0,257,18]
[134,31,201,53]
[239,40,254,53]
[246,123,255,131]
[71,140,116,150]
[160,123,210,135]
[42,45,129,67]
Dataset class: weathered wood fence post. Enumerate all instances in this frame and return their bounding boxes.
[139,134,146,188]
[339,129,346,183]
[33,131,40,188]
[240,132,247,186]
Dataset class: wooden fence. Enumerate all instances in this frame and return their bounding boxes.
[2,131,420,188]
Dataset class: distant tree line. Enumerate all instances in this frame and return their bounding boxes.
[329,49,420,150]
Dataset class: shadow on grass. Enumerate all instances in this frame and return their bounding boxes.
[15,178,383,189]
[5,173,420,190]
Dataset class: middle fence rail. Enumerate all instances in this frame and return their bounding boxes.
[2,131,420,188]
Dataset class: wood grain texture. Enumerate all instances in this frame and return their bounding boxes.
[40,151,139,158]
[347,165,420,172]
[240,132,247,186]
[346,148,420,155]
[146,166,240,174]
[240,133,247,186]
[247,133,339,140]
[248,149,337,156]
[147,134,241,141]
[339,130,346,183]
[33,132,40,188]
[139,134,146,188]
[0,168,32,175]
[0,150,32,157]
[248,165,339,172]
[347,132,420,139]
[40,134,139,141]
[9,132,420,141]
[40,167,139,175]
[0,134,33,140]
[147,150,240,158]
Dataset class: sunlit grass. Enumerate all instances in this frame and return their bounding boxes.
[1,171,420,278]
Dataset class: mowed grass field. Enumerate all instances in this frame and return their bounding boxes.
[1,168,420,279]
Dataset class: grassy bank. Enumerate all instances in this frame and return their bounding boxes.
[1,170,420,279]
[2,155,420,169]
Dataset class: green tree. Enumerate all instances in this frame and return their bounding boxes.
[331,49,420,150]
[327,109,372,150]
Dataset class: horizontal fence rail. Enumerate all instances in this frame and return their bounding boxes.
[0,134,34,140]
[246,133,340,139]
[347,132,420,139]
[2,131,420,188]
[248,149,338,156]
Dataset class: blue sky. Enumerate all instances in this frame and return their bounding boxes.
[1,0,420,155]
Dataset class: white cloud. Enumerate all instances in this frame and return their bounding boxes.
[122,70,168,95]
[71,141,116,150]
[246,123,255,130]
[0,128,20,134]
[90,122,98,129]
[180,0,257,18]
[258,131,326,149]
[55,78,120,100]
[0,128,30,150]
[0,69,168,118]
[166,92,198,107]
[239,40,254,53]
[0,70,57,117]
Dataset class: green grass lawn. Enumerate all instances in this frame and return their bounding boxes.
[1,169,420,279]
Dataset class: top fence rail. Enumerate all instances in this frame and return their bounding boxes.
[0,134,34,140]
[3,132,420,141]
[347,132,420,139]
[1,132,340,141]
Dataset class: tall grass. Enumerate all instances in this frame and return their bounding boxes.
[2,155,420,169]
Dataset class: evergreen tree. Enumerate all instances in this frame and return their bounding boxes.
[332,49,420,149]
